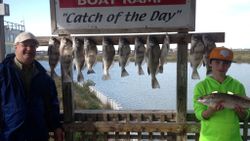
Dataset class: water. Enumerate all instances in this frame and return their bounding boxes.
[40,61,250,110]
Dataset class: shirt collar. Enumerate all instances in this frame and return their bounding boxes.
[14,57,34,71]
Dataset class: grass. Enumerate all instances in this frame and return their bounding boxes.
[53,76,111,110]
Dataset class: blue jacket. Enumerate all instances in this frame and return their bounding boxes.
[0,54,61,141]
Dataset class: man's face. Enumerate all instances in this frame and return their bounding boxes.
[15,39,37,65]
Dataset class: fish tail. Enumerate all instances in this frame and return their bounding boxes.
[147,67,151,75]
[158,65,163,73]
[50,69,55,78]
[102,74,111,80]
[152,77,160,89]
[138,66,144,75]
[50,69,58,79]
[63,73,72,83]
[77,72,84,82]
[191,69,200,79]
[87,69,95,74]
[206,66,212,75]
[121,68,129,77]
[102,69,111,80]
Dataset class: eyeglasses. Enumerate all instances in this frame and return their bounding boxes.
[18,42,38,48]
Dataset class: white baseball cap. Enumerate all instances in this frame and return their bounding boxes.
[14,32,39,46]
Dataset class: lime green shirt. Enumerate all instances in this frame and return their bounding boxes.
[193,75,248,141]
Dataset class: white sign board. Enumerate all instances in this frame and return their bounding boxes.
[50,0,195,34]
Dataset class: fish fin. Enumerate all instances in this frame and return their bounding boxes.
[158,65,163,73]
[191,69,200,79]
[138,66,144,75]
[87,69,95,74]
[77,72,84,82]
[121,69,129,77]
[152,77,160,89]
[147,67,151,75]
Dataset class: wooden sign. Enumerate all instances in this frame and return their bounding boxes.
[50,0,195,34]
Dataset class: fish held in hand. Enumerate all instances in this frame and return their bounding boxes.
[102,37,115,80]
[48,37,60,78]
[197,93,250,109]
[59,37,73,82]
[134,37,146,75]
[118,37,131,77]
[72,36,85,82]
[189,35,205,79]
[84,37,98,74]
[146,35,161,89]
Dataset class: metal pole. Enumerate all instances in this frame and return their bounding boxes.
[0,0,6,62]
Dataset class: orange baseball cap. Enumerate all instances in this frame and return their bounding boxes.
[209,47,234,62]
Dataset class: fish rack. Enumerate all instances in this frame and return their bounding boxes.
[37,32,226,141]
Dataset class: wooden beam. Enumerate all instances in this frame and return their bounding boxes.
[36,32,225,46]
[63,122,200,133]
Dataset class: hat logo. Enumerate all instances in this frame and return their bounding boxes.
[220,50,230,57]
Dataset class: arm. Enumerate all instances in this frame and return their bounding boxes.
[193,81,223,120]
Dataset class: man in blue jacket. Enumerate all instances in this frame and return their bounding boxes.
[0,32,64,141]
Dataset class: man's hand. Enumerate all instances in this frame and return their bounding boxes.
[52,128,64,141]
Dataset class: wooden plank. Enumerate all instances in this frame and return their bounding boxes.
[36,32,225,46]
[176,32,188,141]
[63,122,200,133]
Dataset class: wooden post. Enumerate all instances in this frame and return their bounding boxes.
[59,35,74,141]
[176,32,188,141]
[0,0,5,62]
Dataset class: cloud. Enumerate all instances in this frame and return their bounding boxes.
[196,0,250,48]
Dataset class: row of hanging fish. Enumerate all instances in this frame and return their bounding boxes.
[47,35,170,89]
[189,34,216,79]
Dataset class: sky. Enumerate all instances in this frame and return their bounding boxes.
[3,0,250,49]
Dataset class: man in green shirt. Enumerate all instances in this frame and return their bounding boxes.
[193,47,249,141]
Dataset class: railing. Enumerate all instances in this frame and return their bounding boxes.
[62,110,198,141]
[61,110,250,141]
[4,20,25,31]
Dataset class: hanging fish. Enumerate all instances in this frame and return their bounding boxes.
[189,35,205,79]
[158,33,170,73]
[59,37,73,82]
[72,36,85,82]
[102,37,115,80]
[134,37,146,75]
[47,37,60,78]
[84,37,98,74]
[202,34,216,75]
[146,35,161,89]
[118,37,131,77]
